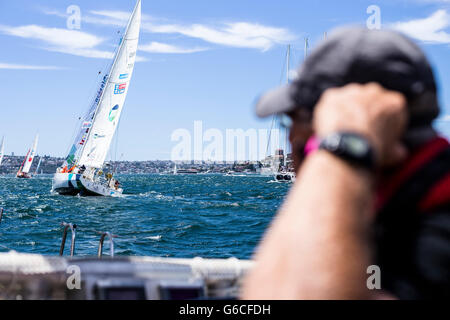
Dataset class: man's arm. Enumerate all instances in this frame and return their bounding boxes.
[242,83,407,299]
[243,151,374,299]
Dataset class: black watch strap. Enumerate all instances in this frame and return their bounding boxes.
[318,132,376,170]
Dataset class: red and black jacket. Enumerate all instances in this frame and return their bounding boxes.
[375,137,450,299]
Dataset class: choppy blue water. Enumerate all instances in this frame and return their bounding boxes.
[0,174,289,259]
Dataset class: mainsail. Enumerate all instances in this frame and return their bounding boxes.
[65,0,141,169]
[21,134,39,174]
[0,137,4,166]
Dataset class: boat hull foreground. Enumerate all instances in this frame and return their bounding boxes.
[52,173,122,197]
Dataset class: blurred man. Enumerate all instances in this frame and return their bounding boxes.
[243,27,450,299]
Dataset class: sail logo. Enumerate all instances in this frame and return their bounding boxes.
[108,105,120,122]
[94,133,106,139]
[82,121,92,129]
[79,133,88,145]
[119,73,129,80]
[87,146,97,159]
[94,75,108,104]
[114,83,127,95]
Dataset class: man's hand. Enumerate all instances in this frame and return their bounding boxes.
[314,83,408,167]
[243,83,409,300]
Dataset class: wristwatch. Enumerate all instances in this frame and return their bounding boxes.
[318,132,376,170]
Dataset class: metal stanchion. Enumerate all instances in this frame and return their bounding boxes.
[59,222,77,257]
[97,232,117,258]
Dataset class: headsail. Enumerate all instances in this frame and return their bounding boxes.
[22,134,39,174]
[0,137,4,166]
[72,0,141,169]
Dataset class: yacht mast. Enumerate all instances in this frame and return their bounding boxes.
[0,137,4,166]
[76,0,141,169]
[284,44,291,168]
[304,37,309,61]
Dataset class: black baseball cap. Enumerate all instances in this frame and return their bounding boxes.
[256,27,440,128]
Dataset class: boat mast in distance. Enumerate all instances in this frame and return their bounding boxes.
[34,157,43,175]
[304,37,309,61]
[0,137,4,166]
[284,44,290,168]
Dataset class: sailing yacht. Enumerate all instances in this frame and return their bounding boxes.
[34,157,43,176]
[271,45,296,183]
[173,163,178,175]
[17,134,39,179]
[52,0,141,197]
[0,137,4,167]
[272,39,312,183]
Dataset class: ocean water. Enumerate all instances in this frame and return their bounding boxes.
[0,174,289,259]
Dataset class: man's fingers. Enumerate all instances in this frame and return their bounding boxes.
[383,143,409,167]
[313,83,410,168]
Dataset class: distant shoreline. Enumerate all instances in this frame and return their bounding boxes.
[0,155,261,175]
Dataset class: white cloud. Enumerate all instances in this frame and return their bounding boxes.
[89,10,131,22]
[415,0,450,3]
[392,10,450,44]
[0,63,64,70]
[139,42,207,54]
[43,8,152,28]
[0,24,103,48]
[0,22,149,62]
[42,8,123,28]
[143,21,294,51]
[47,8,295,51]
[49,47,114,59]
[0,24,114,59]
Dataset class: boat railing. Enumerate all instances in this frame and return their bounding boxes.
[59,222,77,257]
[97,232,117,258]
[58,222,119,257]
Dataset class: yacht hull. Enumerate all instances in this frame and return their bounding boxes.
[274,172,296,183]
[52,173,122,197]
[17,174,32,179]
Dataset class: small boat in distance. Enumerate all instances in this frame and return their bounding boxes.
[52,0,141,196]
[17,134,39,179]
[275,172,296,182]
[0,136,4,166]
[34,157,43,176]
[176,168,199,174]
[272,41,308,184]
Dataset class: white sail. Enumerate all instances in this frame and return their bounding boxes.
[22,134,39,174]
[35,157,42,175]
[76,0,141,169]
[0,137,4,166]
[63,74,108,168]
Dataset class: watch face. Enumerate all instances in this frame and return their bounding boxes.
[344,136,369,156]
[327,134,341,151]
[320,133,374,170]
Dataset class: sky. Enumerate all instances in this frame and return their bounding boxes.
[0,0,450,161]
